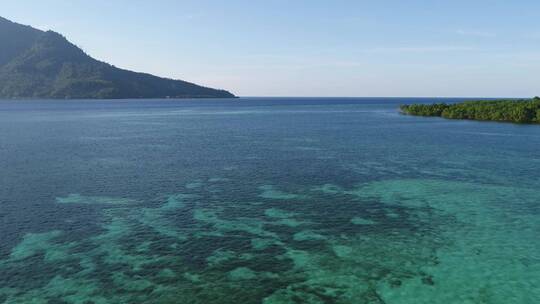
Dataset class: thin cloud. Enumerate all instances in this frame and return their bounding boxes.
[455,29,496,38]
[362,46,477,53]
[523,33,540,40]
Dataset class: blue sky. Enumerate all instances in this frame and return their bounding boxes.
[2,0,539,97]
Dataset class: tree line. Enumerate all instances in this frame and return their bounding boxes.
[400,97,540,124]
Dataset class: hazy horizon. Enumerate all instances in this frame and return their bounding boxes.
[2,0,539,98]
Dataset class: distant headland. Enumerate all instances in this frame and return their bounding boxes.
[400,97,540,124]
[0,16,235,99]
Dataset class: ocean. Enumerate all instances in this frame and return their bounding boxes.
[0,97,539,303]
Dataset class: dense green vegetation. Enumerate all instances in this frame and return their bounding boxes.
[0,17,235,99]
[400,97,540,124]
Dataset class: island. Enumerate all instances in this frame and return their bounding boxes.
[400,97,540,124]
[0,16,235,99]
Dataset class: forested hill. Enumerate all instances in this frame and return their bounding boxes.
[400,97,540,124]
[0,17,235,99]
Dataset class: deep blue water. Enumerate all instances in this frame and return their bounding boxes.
[0,98,539,303]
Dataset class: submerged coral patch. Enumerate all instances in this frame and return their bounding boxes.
[259,185,306,200]
[2,178,540,303]
[9,230,63,261]
[293,230,327,242]
[228,267,257,280]
[56,194,136,205]
[351,217,376,225]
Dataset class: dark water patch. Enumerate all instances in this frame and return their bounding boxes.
[1,253,59,291]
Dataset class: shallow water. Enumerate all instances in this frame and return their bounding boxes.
[0,98,539,303]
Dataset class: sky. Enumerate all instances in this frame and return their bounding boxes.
[1,0,539,97]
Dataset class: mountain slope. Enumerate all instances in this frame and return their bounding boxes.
[0,17,235,99]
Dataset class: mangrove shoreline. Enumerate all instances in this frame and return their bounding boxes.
[400,97,540,124]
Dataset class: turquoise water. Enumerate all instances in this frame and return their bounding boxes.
[0,98,539,303]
